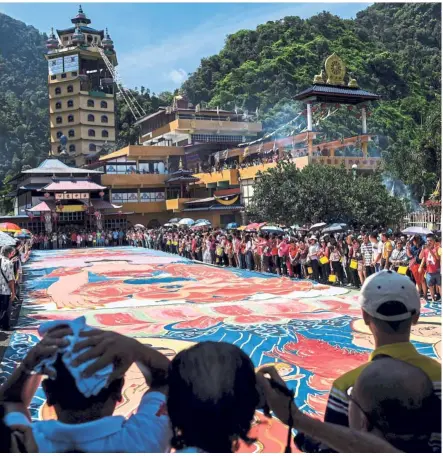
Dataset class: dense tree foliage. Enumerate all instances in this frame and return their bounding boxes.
[248,161,408,227]
[0,13,49,188]
[183,3,441,199]
[116,87,173,149]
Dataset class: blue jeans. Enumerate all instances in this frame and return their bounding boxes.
[246,251,255,271]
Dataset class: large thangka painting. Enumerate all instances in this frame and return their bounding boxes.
[1,247,441,452]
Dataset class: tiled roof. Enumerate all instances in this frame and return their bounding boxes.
[27,201,55,212]
[183,204,244,212]
[22,159,102,175]
[295,84,380,102]
[43,180,106,191]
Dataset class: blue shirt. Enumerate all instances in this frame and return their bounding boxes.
[5,391,171,453]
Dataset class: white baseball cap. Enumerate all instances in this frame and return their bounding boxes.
[309,235,317,241]
[358,270,420,321]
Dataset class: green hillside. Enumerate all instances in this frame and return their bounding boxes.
[182,2,441,198]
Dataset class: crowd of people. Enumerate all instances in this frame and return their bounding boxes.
[31,229,126,249]
[0,239,31,331]
[147,226,441,302]
[0,270,440,453]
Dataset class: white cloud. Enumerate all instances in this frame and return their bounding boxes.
[168,68,188,85]
[118,3,368,91]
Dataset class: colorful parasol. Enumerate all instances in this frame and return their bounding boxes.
[0,222,22,233]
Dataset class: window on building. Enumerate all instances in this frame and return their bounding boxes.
[55,87,61,95]
[87,99,94,107]
[100,101,108,109]
[89,144,97,152]
[104,218,127,230]
[63,36,69,41]
[88,129,95,137]
[72,71,78,77]
[111,191,140,203]
[101,115,108,123]
[69,144,76,152]
[51,75,56,80]
[88,114,95,122]
[61,73,67,79]
[191,134,243,143]
[56,116,62,124]
[67,100,74,108]
[56,131,63,139]
[67,85,73,93]
[68,114,74,122]
[68,129,75,138]
[102,130,109,138]
[57,145,62,152]
[87,35,93,44]
[55,101,62,109]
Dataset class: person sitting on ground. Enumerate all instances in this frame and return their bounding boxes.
[1,325,171,453]
[167,341,259,453]
[295,270,441,453]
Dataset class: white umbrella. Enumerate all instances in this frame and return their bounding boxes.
[134,224,145,229]
[195,219,211,225]
[0,231,16,247]
[402,226,433,235]
[322,223,347,234]
[178,218,195,226]
[194,220,211,227]
[163,223,174,227]
[169,218,180,223]
[310,222,327,230]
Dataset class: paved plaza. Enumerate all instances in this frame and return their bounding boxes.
[1,247,441,452]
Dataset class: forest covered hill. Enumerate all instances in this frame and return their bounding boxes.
[0,3,441,200]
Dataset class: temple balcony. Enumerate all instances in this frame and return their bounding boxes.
[194,169,239,188]
[166,198,195,212]
[102,173,168,188]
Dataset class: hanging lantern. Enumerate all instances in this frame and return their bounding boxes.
[320,103,327,110]
[82,204,88,211]
[52,212,59,221]
[335,103,341,109]
[99,191,105,198]
[367,111,372,118]
[40,215,44,222]
[44,192,50,198]
[59,204,64,211]
[347,106,353,111]
[29,213,34,221]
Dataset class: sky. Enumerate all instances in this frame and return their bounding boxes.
[0,2,370,93]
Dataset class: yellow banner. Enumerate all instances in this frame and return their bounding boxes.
[56,205,86,213]
[215,195,239,206]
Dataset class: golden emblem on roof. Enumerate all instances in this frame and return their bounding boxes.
[313,53,358,88]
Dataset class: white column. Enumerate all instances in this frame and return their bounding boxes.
[307,103,312,131]
[361,107,367,134]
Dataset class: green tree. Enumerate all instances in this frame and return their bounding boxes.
[248,162,407,227]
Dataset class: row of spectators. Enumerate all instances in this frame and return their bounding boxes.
[149,227,441,302]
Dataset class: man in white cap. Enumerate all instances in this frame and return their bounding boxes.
[295,270,441,452]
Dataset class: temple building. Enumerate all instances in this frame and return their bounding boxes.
[4,159,128,231]
[45,6,117,165]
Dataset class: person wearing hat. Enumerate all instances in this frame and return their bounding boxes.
[295,270,441,453]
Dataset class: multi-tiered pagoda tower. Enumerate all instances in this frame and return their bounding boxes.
[45,5,117,166]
